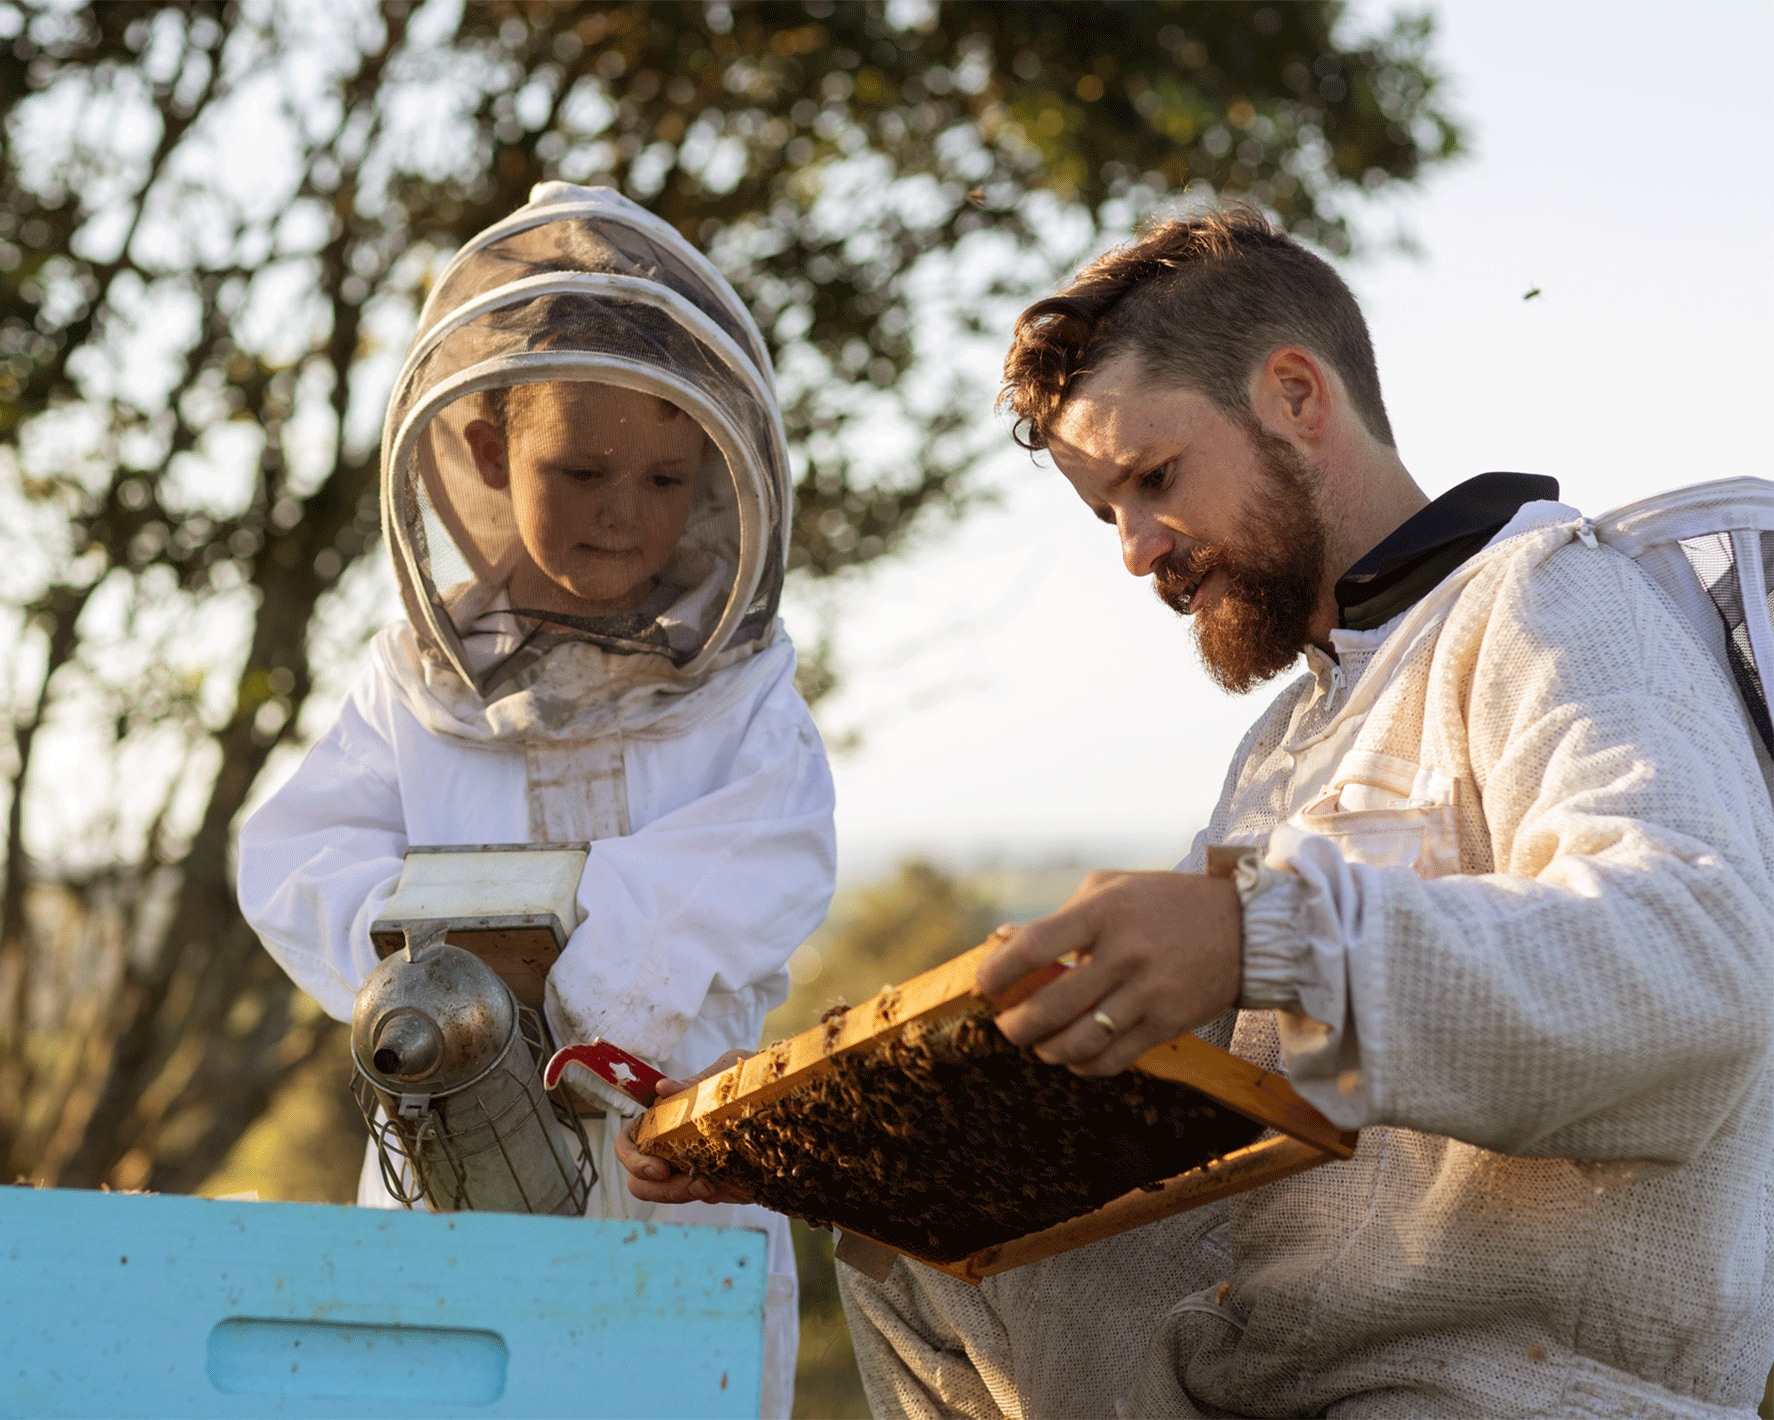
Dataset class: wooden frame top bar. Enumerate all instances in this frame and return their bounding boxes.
[638,939,1355,1162]
[636,935,1357,1279]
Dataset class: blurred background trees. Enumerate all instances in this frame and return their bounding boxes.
[0,0,1457,1217]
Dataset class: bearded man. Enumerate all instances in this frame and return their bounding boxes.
[828,209,1774,1417]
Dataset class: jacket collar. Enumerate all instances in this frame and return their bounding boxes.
[1335,472,1561,631]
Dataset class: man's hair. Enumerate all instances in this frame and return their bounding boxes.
[1000,205,1394,451]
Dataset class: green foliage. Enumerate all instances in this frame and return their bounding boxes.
[438,1,1461,576]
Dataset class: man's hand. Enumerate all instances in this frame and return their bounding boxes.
[977,870,1242,1076]
[614,1048,750,1204]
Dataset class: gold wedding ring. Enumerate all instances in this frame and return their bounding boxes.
[1092,1009,1118,1035]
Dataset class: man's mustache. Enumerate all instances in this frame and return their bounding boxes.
[1153,544,1229,612]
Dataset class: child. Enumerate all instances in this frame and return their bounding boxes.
[236,184,835,1417]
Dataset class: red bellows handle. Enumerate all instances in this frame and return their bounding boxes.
[544,1040,665,1107]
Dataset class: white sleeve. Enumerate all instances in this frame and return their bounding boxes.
[236,677,407,1024]
[542,678,837,1069]
[1243,552,1774,1163]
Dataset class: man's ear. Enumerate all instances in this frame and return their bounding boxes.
[1251,346,1332,444]
[463,419,510,490]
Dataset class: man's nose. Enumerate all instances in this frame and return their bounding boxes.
[1119,513,1173,578]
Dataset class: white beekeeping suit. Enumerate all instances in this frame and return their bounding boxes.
[839,483,1774,1419]
[237,183,834,1418]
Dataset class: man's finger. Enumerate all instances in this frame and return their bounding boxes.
[993,952,1128,1046]
[1069,1015,1182,1078]
[1067,992,1187,1075]
[1028,980,1154,1067]
[1036,979,1170,1057]
[1032,963,1204,1075]
[615,1118,719,1202]
[1080,973,1200,1075]
[618,1050,757,1199]
[976,900,1102,1000]
[1030,1012,1123,1069]
[1043,1003,1181,1079]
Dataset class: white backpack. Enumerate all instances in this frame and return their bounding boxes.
[1595,477,1774,800]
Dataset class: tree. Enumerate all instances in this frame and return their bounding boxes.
[0,0,1459,1192]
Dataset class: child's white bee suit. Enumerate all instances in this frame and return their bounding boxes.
[237,183,835,1417]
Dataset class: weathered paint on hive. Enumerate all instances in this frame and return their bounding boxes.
[0,1185,766,1418]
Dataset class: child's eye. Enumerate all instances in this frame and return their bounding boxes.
[560,466,605,483]
[651,473,685,489]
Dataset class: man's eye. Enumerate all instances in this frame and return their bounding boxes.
[1139,465,1168,492]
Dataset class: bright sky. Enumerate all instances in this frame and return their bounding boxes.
[800,0,1774,880]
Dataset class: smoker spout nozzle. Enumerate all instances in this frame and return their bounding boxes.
[372,1008,445,1081]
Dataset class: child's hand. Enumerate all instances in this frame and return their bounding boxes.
[615,1048,752,1205]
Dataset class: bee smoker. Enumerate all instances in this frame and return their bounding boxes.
[351,927,594,1216]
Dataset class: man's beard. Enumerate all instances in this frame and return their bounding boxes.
[1152,428,1328,694]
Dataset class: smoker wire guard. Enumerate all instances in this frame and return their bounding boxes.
[354,1003,599,1216]
[637,864,1358,1285]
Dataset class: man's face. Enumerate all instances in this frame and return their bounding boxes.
[467,382,703,614]
[1046,354,1329,692]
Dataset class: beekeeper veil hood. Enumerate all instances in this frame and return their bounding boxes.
[380,183,789,705]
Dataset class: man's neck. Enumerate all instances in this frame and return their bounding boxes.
[1307,448,1428,649]
[1331,472,1562,634]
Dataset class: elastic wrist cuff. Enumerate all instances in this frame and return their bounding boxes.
[1206,844,1313,1011]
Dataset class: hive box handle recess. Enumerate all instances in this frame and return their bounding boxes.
[207,1318,509,1403]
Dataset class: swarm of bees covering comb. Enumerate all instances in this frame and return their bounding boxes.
[637,936,1356,1279]
[665,1008,1264,1263]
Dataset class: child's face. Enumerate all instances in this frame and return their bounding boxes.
[466,382,703,614]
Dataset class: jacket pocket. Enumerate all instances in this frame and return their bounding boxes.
[1293,754,1460,879]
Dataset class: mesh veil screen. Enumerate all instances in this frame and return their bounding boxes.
[417,214,768,372]
[1681,532,1774,754]
[382,189,788,697]
[405,372,745,687]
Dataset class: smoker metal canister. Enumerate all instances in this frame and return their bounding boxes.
[351,933,590,1216]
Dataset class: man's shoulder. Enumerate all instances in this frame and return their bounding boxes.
[1480,526,1693,649]
[1454,527,1741,725]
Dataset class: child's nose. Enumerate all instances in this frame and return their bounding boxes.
[593,473,643,531]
